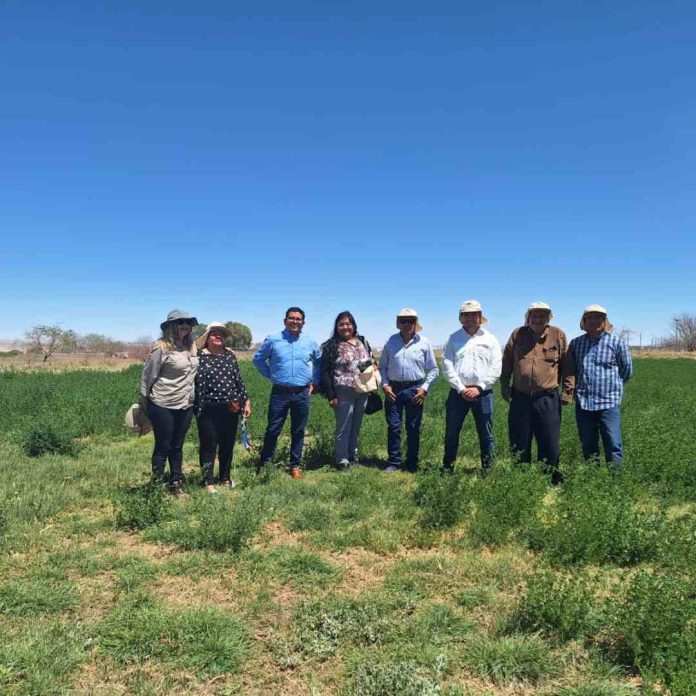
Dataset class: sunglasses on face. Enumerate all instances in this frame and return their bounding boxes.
[209,331,225,338]
[175,319,193,326]
[398,318,416,325]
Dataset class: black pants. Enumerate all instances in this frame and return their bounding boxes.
[148,402,194,483]
[196,403,239,484]
[508,389,561,471]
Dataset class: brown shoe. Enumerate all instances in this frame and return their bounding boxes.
[290,467,303,480]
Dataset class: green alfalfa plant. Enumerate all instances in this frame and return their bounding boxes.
[467,463,548,546]
[413,463,471,530]
[114,481,171,530]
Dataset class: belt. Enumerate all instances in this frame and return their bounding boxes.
[513,387,558,398]
[390,380,423,390]
[272,384,310,395]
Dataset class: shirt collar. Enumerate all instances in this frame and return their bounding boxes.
[282,329,301,341]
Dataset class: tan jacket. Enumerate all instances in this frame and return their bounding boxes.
[500,325,574,403]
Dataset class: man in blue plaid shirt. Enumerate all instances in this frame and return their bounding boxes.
[569,305,633,464]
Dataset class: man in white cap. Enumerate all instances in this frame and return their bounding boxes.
[570,305,632,464]
[379,308,439,472]
[500,302,574,483]
[441,300,502,474]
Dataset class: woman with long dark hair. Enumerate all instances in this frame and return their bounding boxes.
[320,311,376,470]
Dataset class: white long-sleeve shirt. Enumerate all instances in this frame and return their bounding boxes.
[441,327,502,393]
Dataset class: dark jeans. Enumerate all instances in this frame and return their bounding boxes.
[260,387,310,467]
[147,401,194,483]
[196,403,240,484]
[575,404,623,463]
[508,389,561,471]
[385,384,424,471]
[443,388,494,471]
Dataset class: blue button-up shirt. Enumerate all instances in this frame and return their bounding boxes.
[379,333,439,391]
[570,332,633,411]
[252,329,322,387]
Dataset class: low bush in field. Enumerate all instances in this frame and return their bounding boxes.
[602,571,696,694]
[275,596,390,663]
[20,425,77,457]
[98,592,250,675]
[526,466,665,565]
[512,568,606,642]
[145,490,266,552]
[114,482,170,530]
[348,660,451,696]
[467,464,547,546]
[413,465,471,530]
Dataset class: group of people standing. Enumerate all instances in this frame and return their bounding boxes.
[140,300,632,491]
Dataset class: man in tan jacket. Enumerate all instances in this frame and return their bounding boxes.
[500,302,574,483]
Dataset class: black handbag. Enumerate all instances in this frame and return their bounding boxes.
[364,391,383,415]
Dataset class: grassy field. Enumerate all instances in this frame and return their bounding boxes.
[1,359,695,695]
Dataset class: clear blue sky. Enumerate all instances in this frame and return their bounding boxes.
[2,0,694,347]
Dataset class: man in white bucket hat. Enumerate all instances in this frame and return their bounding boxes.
[569,305,632,465]
[441,300,502,474]
[379,308,439,472]
[500,302,574,484]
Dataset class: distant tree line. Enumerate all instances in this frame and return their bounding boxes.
[21,320,253,362]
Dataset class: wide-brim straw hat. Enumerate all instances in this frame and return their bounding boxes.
[160,309,198,332]
[459,300,488,325]
[196,322,232,349]
[525,301,553,323]
[580,304,613,332]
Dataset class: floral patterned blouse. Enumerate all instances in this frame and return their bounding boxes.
[333,340,370,388]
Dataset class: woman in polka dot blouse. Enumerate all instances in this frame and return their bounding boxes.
[195,322,251,492]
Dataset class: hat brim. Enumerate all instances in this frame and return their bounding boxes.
[459,311,488,325]
[161,316,198,332]
[195,326,232,348]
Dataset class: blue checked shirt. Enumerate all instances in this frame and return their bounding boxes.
[570,332,633,411]
[252,330,322,387]
[379,333,439,391]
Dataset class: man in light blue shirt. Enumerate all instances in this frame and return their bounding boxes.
[379,308,439,472]
[253,307,322,478]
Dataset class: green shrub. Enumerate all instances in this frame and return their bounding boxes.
[114,482,170,530]
[20,426,77,457]
[512,569,605,642]
[348,661,444,696]
[468,464,547,546]
[146,490,266,552]
[603,571,696,692]
[527,466,664,565]
[413,465,470,530]
[283,596,389,660]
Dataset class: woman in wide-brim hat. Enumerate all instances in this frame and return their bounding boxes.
[194,322,251,493]
[140,309,199,492]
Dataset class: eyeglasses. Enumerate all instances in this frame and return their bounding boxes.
[286,317,304,323]
[175,319,193,326]
[398,318,416,324]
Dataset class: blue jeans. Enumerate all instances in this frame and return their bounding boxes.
[384,385,423,471]
[260,387,310,467]
[443,389,494,471]
[575,404,623,463]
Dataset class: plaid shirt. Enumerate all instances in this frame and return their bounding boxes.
[570,332,633,411]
